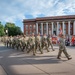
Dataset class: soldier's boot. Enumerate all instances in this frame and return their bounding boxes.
[21,48,24,52]
[63,50,72,60]
[57,50,62,59]
[51,44,55,51]
[12,44,14,49]
[39,48,43,54]
[27,47,31,53]
[46,45,50,52]
[16,45,19,50]
[33,53,36,56]
[33,48,36,56]
[7,44,8,48]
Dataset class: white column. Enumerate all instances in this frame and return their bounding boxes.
[36,23,38,34]
[68,21,70,35]
[57,22,59,35]
[41,23,43,35]
[62,21,65,35]
[73,21,75,35]
[51,22,53,35]
[46,22,48,35]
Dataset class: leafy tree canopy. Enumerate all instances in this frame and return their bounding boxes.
[4,22,22,36]
[0,22,5,36]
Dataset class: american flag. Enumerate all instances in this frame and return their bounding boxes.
[59,27,63,34]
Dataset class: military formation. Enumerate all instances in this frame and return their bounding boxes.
[1,33,55,55]
[0,33,72,60]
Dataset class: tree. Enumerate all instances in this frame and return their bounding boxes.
[0,22,5,36]
[5,22,22,36]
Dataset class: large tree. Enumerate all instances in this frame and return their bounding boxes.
[5,22,22,36]
[0,22,5,36]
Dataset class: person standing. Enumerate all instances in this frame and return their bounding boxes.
[57,34,72,60]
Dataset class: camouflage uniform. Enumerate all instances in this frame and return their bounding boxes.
[4,36,8,47]
[12,36,17,49]
[7,37,12,48]
[21,35,28,52]
[47,35,55,51]
[27,34,36,55]
[57,34,72,60]
[35,34,43,54]
[16,36,23,50]
[41,34,49,52]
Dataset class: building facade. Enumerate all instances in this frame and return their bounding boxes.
[23,15,75,36]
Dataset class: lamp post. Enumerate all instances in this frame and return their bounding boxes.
[6,29,8,36]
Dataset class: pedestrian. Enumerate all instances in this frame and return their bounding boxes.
[57,34,72,60]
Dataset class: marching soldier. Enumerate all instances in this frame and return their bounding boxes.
[35,33,43,54]
[57,34,72,60]
[21,35,28,52]
[27,33,36,55]
[47,35,55,51]
[16,35,23,50]
[41,33,49,52]
[9,36,13,48]
[12,36,16,49]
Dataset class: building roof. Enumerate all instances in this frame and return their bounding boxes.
[23,15,75,23]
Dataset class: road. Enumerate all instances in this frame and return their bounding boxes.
[0,43,75,75]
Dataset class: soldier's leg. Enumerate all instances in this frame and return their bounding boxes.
[57,50,63,59]
[63,48,70,59]
[45,44,50,52]
[50,43,55,51]
[27,45,32,53]
[7,42,9,48]
[48,42,50,48]
[39,44,43,54]
[33,45,36,55]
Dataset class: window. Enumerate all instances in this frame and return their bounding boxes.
[26,25,28,29]
[33,25,35,29]
[44,25,46,30]
[30,25,32,29]
[26,31,28,35]
[30,31,32,35]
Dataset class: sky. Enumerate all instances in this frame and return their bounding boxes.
[0,0,75,32]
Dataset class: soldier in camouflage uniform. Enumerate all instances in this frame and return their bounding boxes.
[21,35,28,52]
[35,33,43,54]
[41,34,49,52]
[8,36,13,48]
[57,34,72,60]
[47,35,55,51]
[12,36,16,49]
[4,35,8,46]
[27,33,36,55]
[16,35,23,50]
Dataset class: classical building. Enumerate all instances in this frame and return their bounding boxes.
[23,15,75,36]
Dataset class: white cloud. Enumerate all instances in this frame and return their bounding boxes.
[0,0,75,23]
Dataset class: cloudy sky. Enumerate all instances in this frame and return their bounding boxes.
[0,0,75,31]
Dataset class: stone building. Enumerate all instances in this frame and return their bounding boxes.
[23,15,75,36]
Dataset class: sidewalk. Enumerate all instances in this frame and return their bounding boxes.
[0,43,75,75]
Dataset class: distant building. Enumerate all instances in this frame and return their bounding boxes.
[23,15,75,36]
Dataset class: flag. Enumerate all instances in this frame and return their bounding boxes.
[59,27,63,34]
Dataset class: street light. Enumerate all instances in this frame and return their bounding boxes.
[6,29,8,36]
